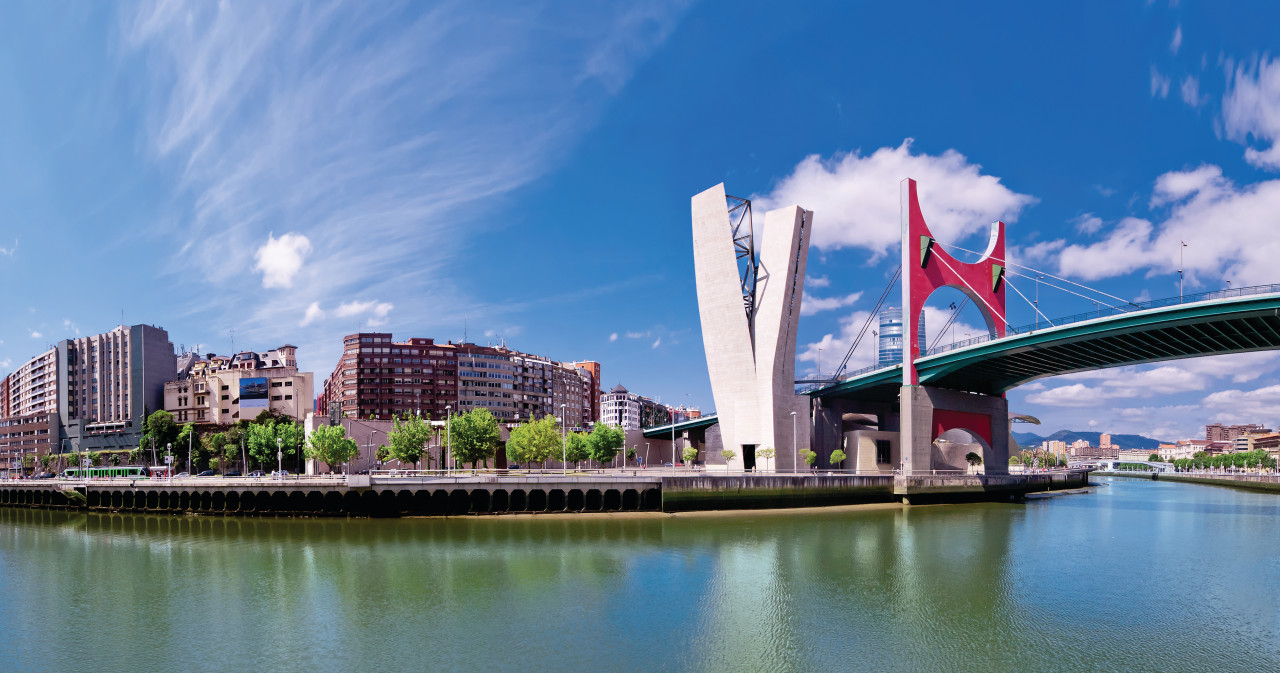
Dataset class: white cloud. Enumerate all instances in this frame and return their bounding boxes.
[254,232,311,289]
[625,331,646,339]
[806,275,831,288]
[1072,213,1103,234]
[753,139,1036,257]
[62,319,80,335]
[1094,185,1117,198]
[0,358,10,369]
[0,238,16,257]
[1222,56,1280,170]
[1202,384,1280,425]
[29,330,42,339]
[1057,165,1280,285]
[300,301,324,327]
[609,333,618,342]
[333,300,394,327]
[800,291,862,316]
[1027,383,1103,407]
[1151,66,1171,99]
[1180,76,1205,108]
[651,337,661,349]
[1170,25,1182,55]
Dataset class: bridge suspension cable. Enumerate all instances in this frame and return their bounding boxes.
[929,297,969,350]
[934,240,1140,309]
[831,265,900,381]
[1002,276,1054,327]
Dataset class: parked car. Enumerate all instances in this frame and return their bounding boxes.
[271,470,292,478]
[35,472,56,480]
[247,470,266,478]
[176,472,191,478]
[196,470,217,477]
[224,470,242,477]
[508,464,521,470]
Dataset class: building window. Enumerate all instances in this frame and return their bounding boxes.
[875,440,892,464]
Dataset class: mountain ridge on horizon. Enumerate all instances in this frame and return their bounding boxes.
[1011,430,1168,451]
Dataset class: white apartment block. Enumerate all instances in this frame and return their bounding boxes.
[165,345,313,424]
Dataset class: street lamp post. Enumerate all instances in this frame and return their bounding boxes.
[166,443,173,482]
[187,428,193,477]
[445,405,451,475]
[1177,239,1187,299]
[671,408,678,470]
[276,437,283,478]
[560,404,567,476]
[645,442,650,469]
[791,411,797,473]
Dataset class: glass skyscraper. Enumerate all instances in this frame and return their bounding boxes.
[877,307,926,367]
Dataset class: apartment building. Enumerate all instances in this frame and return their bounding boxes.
[320,333,460,421]
[599,384,696,431]
[0,324,176,462]
[1205,423,1271,442]
[318,333,601,427]
[164,345,314,424]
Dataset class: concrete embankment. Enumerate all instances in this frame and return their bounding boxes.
[1097,471,1280,493]
[0,470,1094,517]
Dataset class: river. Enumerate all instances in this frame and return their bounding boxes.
[1,476,1278,672]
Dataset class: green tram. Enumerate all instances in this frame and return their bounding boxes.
[61,466,169,479]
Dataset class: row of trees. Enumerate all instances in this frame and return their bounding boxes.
[507,416,626,469]
[1009,449,1068,468]
[1172,449,1277,472]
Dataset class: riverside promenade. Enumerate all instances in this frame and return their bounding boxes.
[1096,471,1280,493]
[0,469,1091,516]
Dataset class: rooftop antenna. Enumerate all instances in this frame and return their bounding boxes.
[464,318,468,344]
[230,328,235,354]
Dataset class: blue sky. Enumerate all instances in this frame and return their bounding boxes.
[2,1,1280,442]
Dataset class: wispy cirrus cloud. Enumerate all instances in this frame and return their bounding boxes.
[119,0,689,363]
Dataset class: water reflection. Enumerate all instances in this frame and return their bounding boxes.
[3,479,1280,673]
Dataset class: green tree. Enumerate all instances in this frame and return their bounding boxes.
[756,446,776,472]
[305,424,360,472]
[800,449,818,470]
[965,451,983,467]
[722,449,737,466]
[830,448,847,468]
[506,415,561,468]
[40,454,54,470]
[386,414,431,468]
[246,422,284,469]
[682,446,698,466]
[587,423,625,467]
[144,410,180,451]
[447,408,501,469]
[89,451,102,467]
[21,454,34,471]
[564,431,591,466]
[1148,452,1162,462]
[109,453,121,467]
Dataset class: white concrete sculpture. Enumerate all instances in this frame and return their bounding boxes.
[691,183,812,470]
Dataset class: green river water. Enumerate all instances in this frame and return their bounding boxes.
[1,476,1278,672]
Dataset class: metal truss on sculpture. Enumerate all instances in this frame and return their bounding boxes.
[726,195,758,326]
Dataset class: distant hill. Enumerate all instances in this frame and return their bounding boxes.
[1012,430,1167,451]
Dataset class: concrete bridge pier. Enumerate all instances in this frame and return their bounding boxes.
[901,385,1009,475]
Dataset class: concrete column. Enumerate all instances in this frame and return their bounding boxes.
[811,400,842,471]
[899,386,934,474]
[986,396,1010,475]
